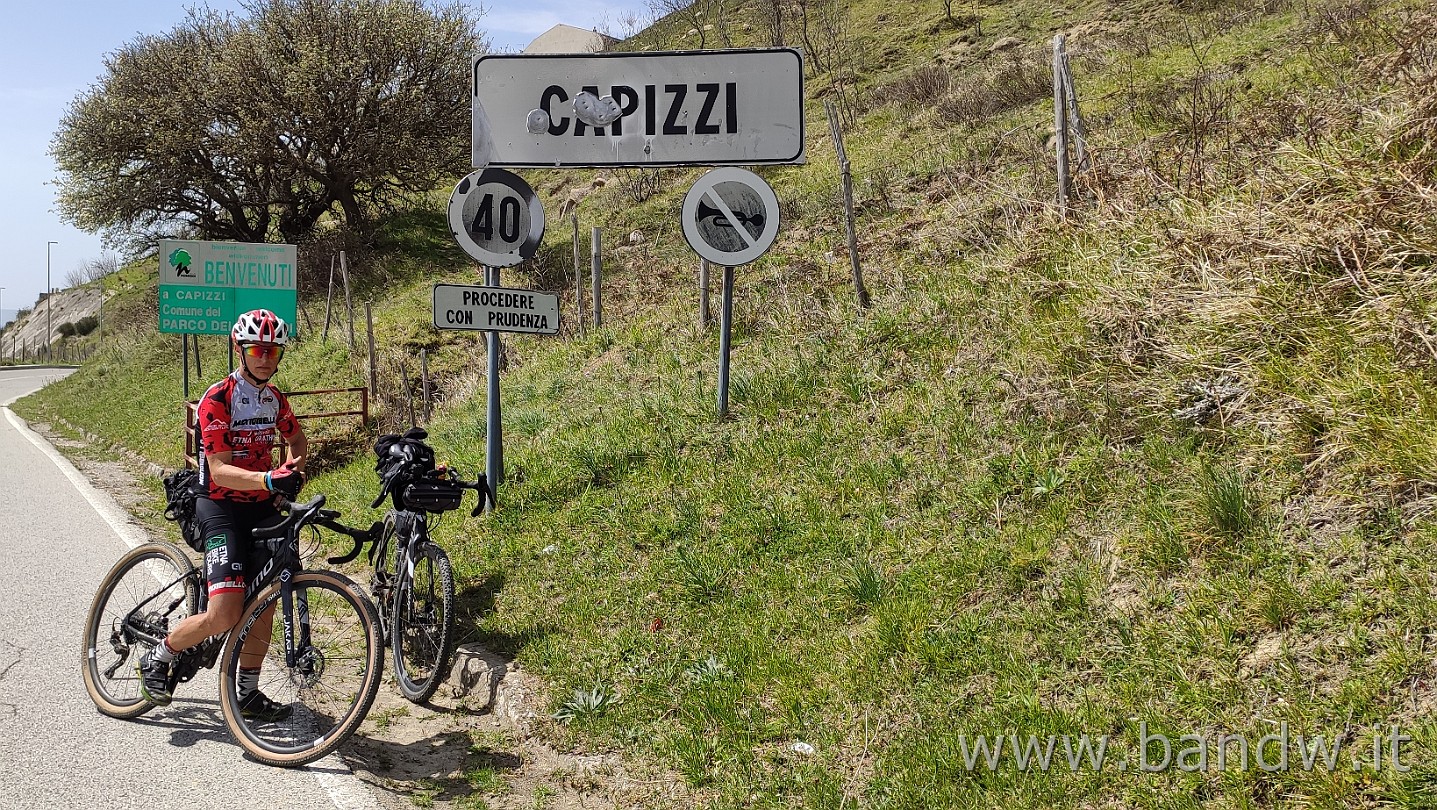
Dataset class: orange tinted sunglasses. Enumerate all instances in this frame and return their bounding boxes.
[241,344,285,360]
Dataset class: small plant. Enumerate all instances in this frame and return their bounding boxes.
[676,545,728,603]
[614,167,665,203]
[669,731,717,786]
[371,704,411,731]
[1032,467,1067,498]
[684,654,735,686]
[463,764,507,795]
[410,779,441,808]
[552,683,619,724]
[842,557,884,607]
[1198,463,1261,539]
[885,64,952,110]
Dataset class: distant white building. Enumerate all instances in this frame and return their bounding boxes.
[523,24,618,54]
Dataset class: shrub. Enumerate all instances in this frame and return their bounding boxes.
[938,52,1051,124]
[884,64,952,110]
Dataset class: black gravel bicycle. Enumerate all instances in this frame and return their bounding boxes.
[368,428,494,702]
[80,494,383,768]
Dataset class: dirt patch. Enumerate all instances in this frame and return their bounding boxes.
[28,417,688,810]
[349,665,684,809]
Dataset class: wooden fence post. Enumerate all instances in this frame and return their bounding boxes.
[591,227,603,328]
[341,250,356,351]
[397,357,417,427]
[571,213,585,338]
[421,348,430,424]
[1062,48,1089,174]
[825,100,871,308]
[322,253,336,343]
[365,302,377,399]
[1053,33,1071,217]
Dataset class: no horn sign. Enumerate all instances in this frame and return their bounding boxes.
[681,168,781,266]
[433,283,560,335]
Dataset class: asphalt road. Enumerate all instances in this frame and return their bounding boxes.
[0,367,377,810]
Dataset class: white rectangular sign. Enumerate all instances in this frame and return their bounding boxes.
[473,48,804,168]
[433,283,561,335]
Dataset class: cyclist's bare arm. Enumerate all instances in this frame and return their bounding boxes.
[206,451,272,492]
[283,423,308,473]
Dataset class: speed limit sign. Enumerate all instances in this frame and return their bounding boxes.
[448,168,545,267]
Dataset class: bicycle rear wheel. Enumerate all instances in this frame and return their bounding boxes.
[218,570,382,767]
[392,541,456,703]
[81,542,199,718]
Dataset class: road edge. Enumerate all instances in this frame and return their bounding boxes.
[2,405,381,810]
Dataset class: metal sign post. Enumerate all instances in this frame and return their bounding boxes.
[681,168,782,418]
[182,333,190,400]
[485,265,503,491]
[717,266,735,418]
[445,169,548,503]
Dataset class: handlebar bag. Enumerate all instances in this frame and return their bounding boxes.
[401,480,464,513]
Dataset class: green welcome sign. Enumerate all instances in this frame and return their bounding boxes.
[158,239,298,335]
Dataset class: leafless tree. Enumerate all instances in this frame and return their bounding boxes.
[648,0,732,49]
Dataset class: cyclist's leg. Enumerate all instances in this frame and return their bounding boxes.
[137,499,246,704]
[165,498,249,650]
[231,502,289,718]
[238,602,277,668]
[236,502,283,666]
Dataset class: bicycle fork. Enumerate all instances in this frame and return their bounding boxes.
[277,571,318,681]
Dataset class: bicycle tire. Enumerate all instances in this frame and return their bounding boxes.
[391,541,456,703]
[81,542,199,719]
[218,570,382,767]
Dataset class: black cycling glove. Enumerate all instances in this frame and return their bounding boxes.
[265,460,305,500]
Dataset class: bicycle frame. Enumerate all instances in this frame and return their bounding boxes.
[117,497,345,684]
[377,511,429,582]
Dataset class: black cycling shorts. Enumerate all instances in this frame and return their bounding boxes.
[193,497,284,598]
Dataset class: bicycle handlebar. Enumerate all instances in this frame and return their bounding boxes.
[369,464,496,516]
[252,494,328,540]
[321,518,382,565]
[247,493,380,565]
[455,475,497,517]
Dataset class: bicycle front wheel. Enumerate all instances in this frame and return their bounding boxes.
[392,542,456,703]
[81,542,199,718]
[218,570,382,767]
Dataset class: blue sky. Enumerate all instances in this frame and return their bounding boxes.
[0,0,647,326]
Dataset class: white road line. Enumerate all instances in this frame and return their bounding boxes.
[3,404,377,810]
[3,406,150,550]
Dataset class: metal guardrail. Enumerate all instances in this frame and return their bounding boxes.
[184,386,369,469]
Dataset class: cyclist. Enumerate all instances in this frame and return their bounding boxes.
[137,309,307,721]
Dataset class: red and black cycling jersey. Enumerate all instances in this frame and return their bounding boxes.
[195,371,300,502]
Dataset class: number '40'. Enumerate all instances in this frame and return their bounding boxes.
[474,193,522,242]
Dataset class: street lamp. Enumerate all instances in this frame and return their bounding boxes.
[46,241,57,358]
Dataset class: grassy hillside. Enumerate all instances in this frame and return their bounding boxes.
[19,0,1437,806]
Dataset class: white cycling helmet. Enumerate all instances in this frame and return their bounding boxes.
[232,309,290,345]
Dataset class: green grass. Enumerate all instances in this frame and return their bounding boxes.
[19,0,1437,806]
